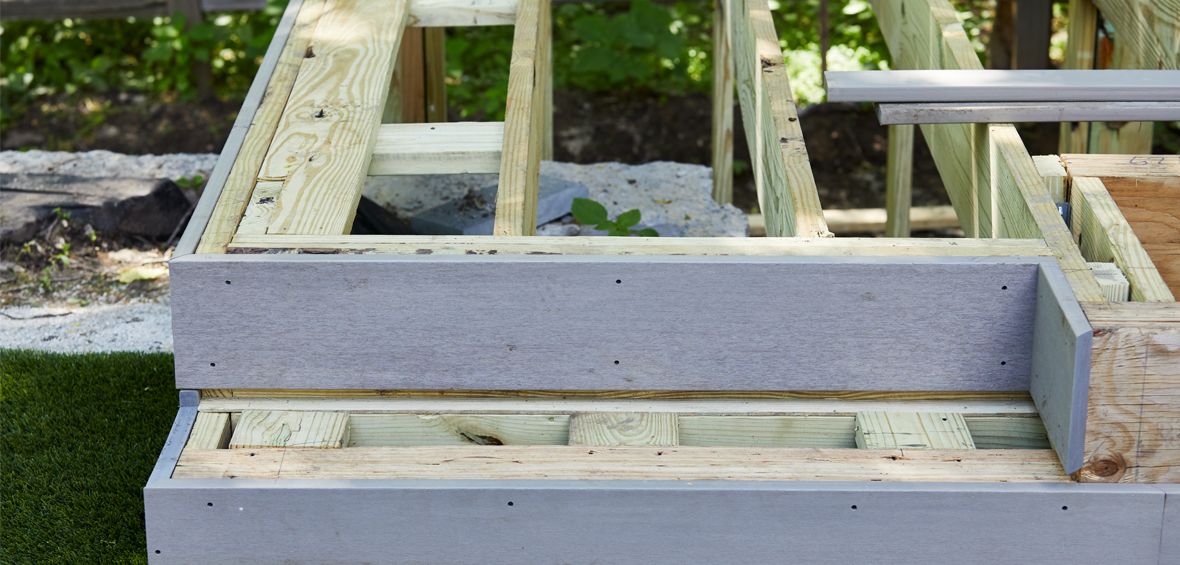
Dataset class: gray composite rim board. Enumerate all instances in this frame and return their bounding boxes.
[824,70,1180,103]
[1163,485,1180,565]
[172,0,305,259]
[1029,265,1092,475]
[145,391,199,486]
[143,478,1167,564]
[876,101,1180,125]
[170,254,1046,392]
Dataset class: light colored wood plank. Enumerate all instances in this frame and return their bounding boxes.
[493,0,547,236]
[878,101,1180,125]
[732,0,828,237]
[568,413,678,446]
[424,27,447,123]
[1069,176,1174,301]
[541,0,553,161]
[367,122,502,175]
[235,180,284,236]
[1091,0,1180,72]
[172,445,1070,481]
[1077,301,1180,483]
[385,25,425,124]
[256,0,410,236]
[885,124,914,237]
[1089,261,1132,302]
[751,206,959,236]
[963,416,1051,449]
[679,415,854,448]
[1058,0,1098,153]
[409,0,515,27]
[711,0,734,205]
[854,412,975,449]
[186,412,233,449]
[195,0,326,254]
[229,410,350,449]
[227,234,1046,257]
[1062,154,1180,178]
[347,414,568,446]
[1032,154,1068,203]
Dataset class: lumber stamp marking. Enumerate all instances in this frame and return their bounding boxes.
[854,412,976,449]
[229,410,350,449]
[186,412,233,449]
[568,413,678,446]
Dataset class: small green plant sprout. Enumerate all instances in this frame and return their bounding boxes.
[175,174,206,190]
[571,197,659,237]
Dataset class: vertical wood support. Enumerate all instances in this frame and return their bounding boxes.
[386,26,426,124]
[568,413,679,446]
[854,412,976,449]
[1032,154,1068,203]
[186,412,233,449]
[1059,0,1098,154]
[711,0,734,205]
[884,124,914,237]
[989,0,1016,69]
[542,3,554,161]
[493,0,548,236]
[425,28,447,123]
[1014,0,1052,69]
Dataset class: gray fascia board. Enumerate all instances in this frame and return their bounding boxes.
[825,69,1180,103]
[877,101,1180,125]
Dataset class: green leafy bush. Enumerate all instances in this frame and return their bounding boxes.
[571,197,659,236]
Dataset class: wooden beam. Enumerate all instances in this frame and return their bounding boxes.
[749,206,960,236]
[854,412,976,449]
[227,234,1050,257]
[493,0,547,236]
[173,445,1070,482]
[1058,0,1099,154]
[424,28,447,123]
[348,414,569,446]
[679,415,1048,449]
[1062,154,1180,178]
[568,413,678,446]
[541,0,553,161]
[229,410,350,449]
[254,0,410,236]
[367,122,502,175]
[186,412,233,449]
[1091,0,1180,71]
[386,26,426,124]
[408,0,517,26]
[825,69,1180,102]
[1032,154,1067,203]
[732,0,829,237]
[1069,176,1174,301]
[867,0,1104,302]
[711,0,735,205]
[884,124,914,237]
[195,0,326,254]
[1088,261,1131,302]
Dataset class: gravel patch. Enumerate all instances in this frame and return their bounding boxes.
[0,299,172,353]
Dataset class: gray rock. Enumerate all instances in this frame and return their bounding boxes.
[410,176,588,235]
[0,300,173,353]
[0,150,217,182]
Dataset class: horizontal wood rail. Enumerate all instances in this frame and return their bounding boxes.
[368,122,503,175]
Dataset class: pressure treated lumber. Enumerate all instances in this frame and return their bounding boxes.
[367,122,503,175]
[731,0,828,237]
[867,0,1103,302]
[854,412,975,449]
[408,0,516,27]
[824,69,1180,102]
[711,0,734,205]
[195,0,324,254]
[228,410,350,449]
[1069,176,1173,302]
[1058,0,1099,154]
[877,101,1180,125]
[424,27,447,123]
[386,26,425,124]
[1077,302,1180,483]
[1088,261,1131,302]
[348,414,569,446]
[254,0,410,236]
[1091,0,1180,72]
[185,412,232,450]
[1032,154,1067,203]
[749,207,959,236]
[172,445,1070,482]
[568,413,678,446]
[493,0,548,235]
[227,234,1046,256]
[884,125,914,237]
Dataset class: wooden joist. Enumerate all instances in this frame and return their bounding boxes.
[1089,262,1132,302]
[854,412,976,449]
[1091,0,1180,72]
[884,125,915,237]
[568,413,679,446]
[348,414,569,446]
[710,0,735,205]
[229,410,350,449]
[186,412,233,450]
[408,0,517,27]
[368,122,503,175]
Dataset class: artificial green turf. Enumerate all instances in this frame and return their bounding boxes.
[2,350,178,564]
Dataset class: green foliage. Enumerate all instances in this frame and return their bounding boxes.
[571,197,659,237]
[1,350,179,563]
[174,174,206,190]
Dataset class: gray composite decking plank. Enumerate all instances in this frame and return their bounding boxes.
[825,70,1180,103]
[876,101,1180,125]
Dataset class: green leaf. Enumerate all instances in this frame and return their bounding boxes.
[607,226,631,237]
[634,227,660,237]
[188,23,214,42]
[615,208,641,229]
[571,197,608,226]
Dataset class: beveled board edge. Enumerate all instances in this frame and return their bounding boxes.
[144,390,199,486]
[172,0,305,258]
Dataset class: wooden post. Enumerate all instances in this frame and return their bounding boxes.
[424,28,447,123]
[884,124,914,237]
[541,2,554,160]
[1014,0,1052,69]
[1058,0,1098,154]
[385,27,426,124]
[989,0,1016,69]
[818,0,829,76]
[1087,27,1154,154]
[711,0,734,205]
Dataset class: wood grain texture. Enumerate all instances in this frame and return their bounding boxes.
[1089,261,1132,302]
[1069,176,1174,301]
[348,414,569,446]
[824,69,1180,102]
[1077,301,1180,483]
[368,122,502,175]
[186,412,232,449]
[171,255,1044,391]
[877,101,1180,125]
[384,26,424,124]
[731,0,828,237]
[229,410,350,449]
[227,234,1050,256]
[493,0,547,235]
[884,124,914,237]
[1058,0,1098,153]
[1062,154,1180,178]
[710,0,734,205]
[867,0,1103,302]
[172,445,1070,481]
[854,412,975,449]
[195,0,324,254]
[408,0,516,26]
[568,413,678,446]
[1032,154,1067,203]
[257,0,409,236]
[1092,0,1180,71]
[424,27,447,122]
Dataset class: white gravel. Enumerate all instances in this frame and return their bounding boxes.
[0,299,173,353]
[0,149,218,180]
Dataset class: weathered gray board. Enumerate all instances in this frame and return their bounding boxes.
[171,254,1049,392]
[1163,485,1180,565]
[824,70,1180,103]
[1030,266,1091,475]
[876,101,1180,125]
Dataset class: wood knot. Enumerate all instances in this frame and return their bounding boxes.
[1080,452,1126,482]
[760,57,774,71]
[1091,458,1123,477]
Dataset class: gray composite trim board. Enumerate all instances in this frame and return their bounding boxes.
[1029,265,1092,475]
[143,478,1166,564]
[877,101,1180,125]
[170,254,1048,392]
[145,391,199,486]
[824,69,1180,103]
[172,0,305,258]
[1162,485,1180,565]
